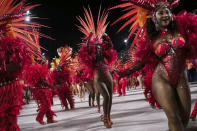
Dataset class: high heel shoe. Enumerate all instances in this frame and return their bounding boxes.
[102,115,112,128]
[107,115,113,125]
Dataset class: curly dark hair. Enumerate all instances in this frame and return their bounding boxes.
[145,18,177,40]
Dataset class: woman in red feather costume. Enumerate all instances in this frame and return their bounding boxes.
[51,46,75,110]
[111,0,197,130]
[23,58,57,125]
[0,0,48,130]
[77,7,117,128]
[0,30,29,131]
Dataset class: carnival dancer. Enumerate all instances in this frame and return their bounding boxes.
[77,7,117,128]
[23,57,57,125]
[0,25,29,131]
[51,46,75,110]
[0,0,48,130]
[111,0,197,130]
[75,65,98,107]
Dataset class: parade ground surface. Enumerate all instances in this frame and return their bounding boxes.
[19,84,197,131]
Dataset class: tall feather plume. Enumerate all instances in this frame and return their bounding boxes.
[76,6,96,39]
[58,46,77,77]
[110,0,150,68]
[59,46,73,68]
[71,53,81,76]
[110,0,149,46]
[96,6,109,39]
[77,6,109,41]
[0,0,52,58]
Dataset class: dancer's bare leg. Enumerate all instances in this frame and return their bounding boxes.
[96,93,100,112]
[176,74,191,127]
[96,82,111,128]
[105,72,113,124]
[152,73,184,131]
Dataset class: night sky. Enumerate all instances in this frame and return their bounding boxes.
[29,0,196,60]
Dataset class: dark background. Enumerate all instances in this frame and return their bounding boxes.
[29,0,196,60]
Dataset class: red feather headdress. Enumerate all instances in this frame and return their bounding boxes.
[58,46,78,77]
[0,0,52,58]
[58,46,73,68]
[76,6,109,43]
[110,0,180,47]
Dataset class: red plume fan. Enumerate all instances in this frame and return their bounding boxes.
[110,0,149,46]
[76,6,109,41]
[76,6,96,39]
[0,0,52,59]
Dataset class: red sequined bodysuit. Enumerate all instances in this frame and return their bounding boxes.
[154,32,186,86]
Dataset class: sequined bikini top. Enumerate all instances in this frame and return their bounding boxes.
[155,35,185,57]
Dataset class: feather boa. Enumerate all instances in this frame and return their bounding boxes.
[56,87,75,109]
[77,44,95,80]
[142,65,154,98]
[102,37,117,65]
[51,68,71,86]
[131,38,159,105]
[134,38,158,64]
[78,44,96,69]
[23,63,50,87]
[0,36,29,79]
[51,69,74,109]
[0,36,29,131]
[31,88,53,108]
[175,11,197,59]
[78,40,117,70]
[0,81,23,113]
[73,68,93,84]
[103,49,117,66]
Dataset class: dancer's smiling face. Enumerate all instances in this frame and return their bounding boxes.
[155,7,172,28]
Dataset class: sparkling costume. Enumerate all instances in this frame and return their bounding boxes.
[0,36,29,131]
[23,63,56,124]
[111,0,197,105]
[111,0,197,130]
[51,47,75,110]
[77,7,117,128]
[0,0,43,130]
